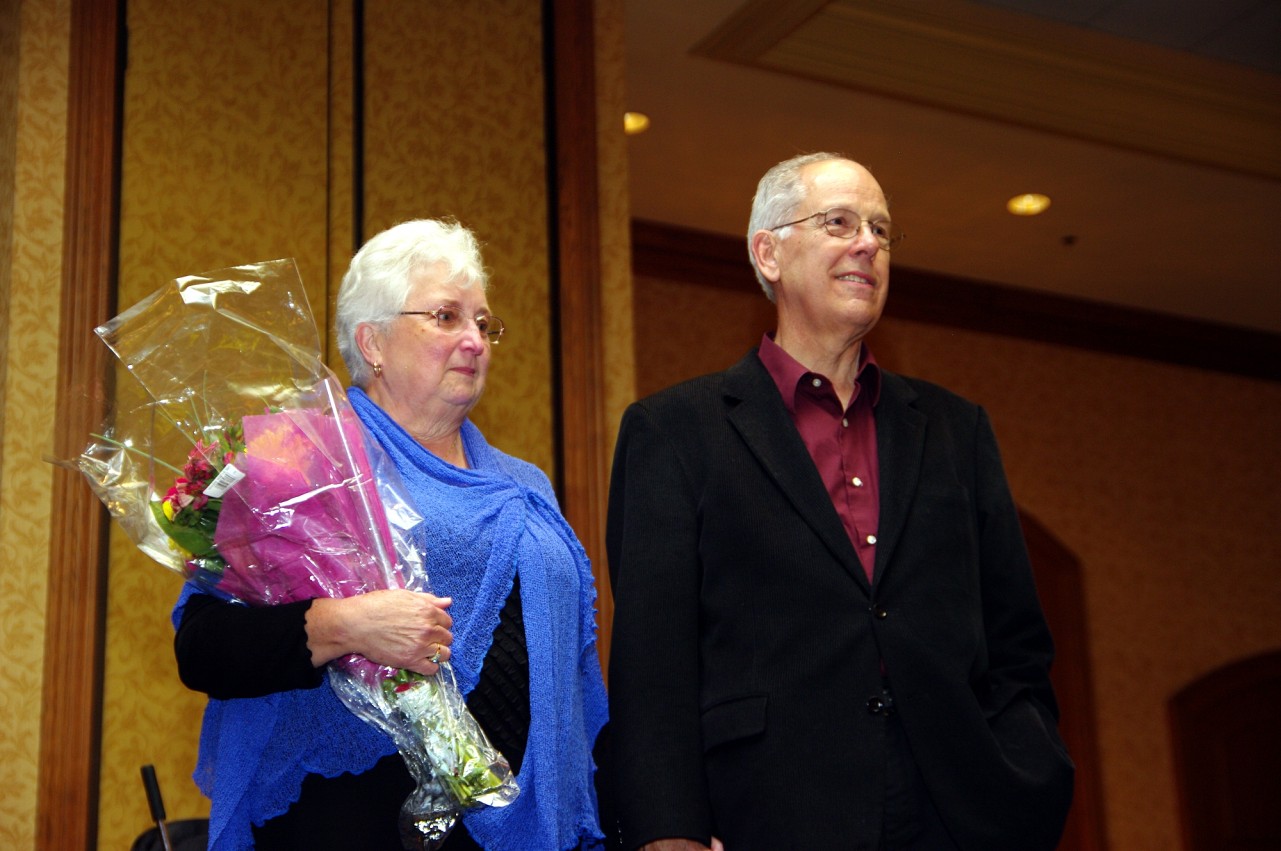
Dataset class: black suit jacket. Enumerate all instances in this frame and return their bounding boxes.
[606,350,1073,851]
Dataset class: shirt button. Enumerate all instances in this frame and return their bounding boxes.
[811,377,822,387]
[842,417,849,427]
[852,476,863,487]
[866,534,877,545]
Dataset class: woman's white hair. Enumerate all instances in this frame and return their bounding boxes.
[335,218,488,386]
[746,152,848,302]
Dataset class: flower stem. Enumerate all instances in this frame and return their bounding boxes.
[90,433,185,475]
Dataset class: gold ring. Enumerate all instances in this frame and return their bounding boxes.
[429,646,442,665]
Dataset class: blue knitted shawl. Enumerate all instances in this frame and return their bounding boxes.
[177,388,608,850]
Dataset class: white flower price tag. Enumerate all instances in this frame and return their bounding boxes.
[204,463,245,498]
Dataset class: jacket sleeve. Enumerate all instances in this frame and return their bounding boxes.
[972,407,1061,724]
[606,402,714,850]
[965,406,1074,849]
[174,592,324,699]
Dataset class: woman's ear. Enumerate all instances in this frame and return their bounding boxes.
[354,321,384,368]
[750,230,782,284]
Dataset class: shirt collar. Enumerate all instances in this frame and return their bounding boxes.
[758,332,882,412]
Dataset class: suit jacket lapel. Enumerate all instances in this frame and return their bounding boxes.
[873,371,926,584]
[723,352,869,589]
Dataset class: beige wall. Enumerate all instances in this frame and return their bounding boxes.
[595,0,637,452]
[0,0,17,461]
[103,1,337,843]
[1,0,69,847]
[362,0,554,474]
[634,273,1281,851]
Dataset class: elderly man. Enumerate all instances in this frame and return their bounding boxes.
[606,153,1073,851]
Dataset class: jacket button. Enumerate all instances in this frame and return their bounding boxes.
[867,690,896,716]
[874,607,888,619]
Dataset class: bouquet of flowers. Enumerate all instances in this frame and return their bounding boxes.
[75,259,518,848]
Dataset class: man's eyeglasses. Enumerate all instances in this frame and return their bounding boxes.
[769,208,905,251]
[399,306,506,344]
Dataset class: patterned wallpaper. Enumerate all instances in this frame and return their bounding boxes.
[363,0,554,476]
[595,0,637,458]
[634,275,1281,851]
[0,0,18,474]
[101,1,335,844]
[591,0,634,647]
[0,0,68,848]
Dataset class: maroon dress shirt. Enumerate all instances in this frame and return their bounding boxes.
[758,333,881,583]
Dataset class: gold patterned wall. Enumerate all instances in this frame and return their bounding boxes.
[362,0,553,474]
[101,2,335,845]
[0,0,17,464]
[595,0,636,455]
[592,0,633,640]
[1,0,68,848]
[635,276,1281,851]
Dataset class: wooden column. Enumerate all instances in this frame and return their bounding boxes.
[546,0,613,663]
[36,0,124,846]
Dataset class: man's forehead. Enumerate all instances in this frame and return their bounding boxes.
[804,162,886,210]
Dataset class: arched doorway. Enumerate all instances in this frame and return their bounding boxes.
[1170,649,1281,850]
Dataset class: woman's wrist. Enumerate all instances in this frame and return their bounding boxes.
[304,597,352,667]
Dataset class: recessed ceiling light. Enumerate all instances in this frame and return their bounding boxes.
[623,111,651,135]
[1007,193,1051,216]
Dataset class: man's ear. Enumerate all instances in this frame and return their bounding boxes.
[750,230,782,283]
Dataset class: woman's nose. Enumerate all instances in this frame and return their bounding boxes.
[458,318,488,349]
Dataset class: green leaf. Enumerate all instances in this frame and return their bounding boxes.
[150,501,218,558]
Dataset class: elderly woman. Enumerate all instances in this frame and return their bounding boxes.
[174,219,610,850]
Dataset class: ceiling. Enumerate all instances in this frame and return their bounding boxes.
[623,0,1281,333]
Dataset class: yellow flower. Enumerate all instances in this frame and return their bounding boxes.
[166,538,193,559]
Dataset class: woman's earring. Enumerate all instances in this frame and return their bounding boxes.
[372,363,383,378]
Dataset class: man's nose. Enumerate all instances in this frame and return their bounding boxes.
[847,221,882,254]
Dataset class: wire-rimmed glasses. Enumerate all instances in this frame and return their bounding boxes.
[399,305,506,344]
[770,207,905,251]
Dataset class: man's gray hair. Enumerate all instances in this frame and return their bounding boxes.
[335,218,488,386]
[746,152,848,302]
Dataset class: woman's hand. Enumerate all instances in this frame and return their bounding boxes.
[305,589,454,675]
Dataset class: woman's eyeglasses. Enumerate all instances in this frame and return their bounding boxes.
[399,306,505,344]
